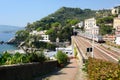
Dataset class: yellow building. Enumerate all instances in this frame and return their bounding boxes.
[113,15,120,45]
[113,17,120,30]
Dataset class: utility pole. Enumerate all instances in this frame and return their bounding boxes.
[72,26,75,35]
[91,28,94,58]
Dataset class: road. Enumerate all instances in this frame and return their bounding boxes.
[72,36,120,63]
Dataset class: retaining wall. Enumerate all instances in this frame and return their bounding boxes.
[0,61,57,80]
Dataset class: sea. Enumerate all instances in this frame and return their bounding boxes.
[0,25,23,53]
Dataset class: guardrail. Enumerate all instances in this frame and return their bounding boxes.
[72,36,88,63]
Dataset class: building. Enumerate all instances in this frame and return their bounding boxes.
[111,5,120,15]
[39,35,50,42]
[84,18,96,30]
[103,34,115,42]
[76,21,84,28]
[113,17,120,30]
[30,30,50,42]
[92,26,99,35]
[115,34,120,45]
[44,51,57,60]
[30,30,46,35]
[115,26,120,45]
[113,16,120,35]
[113,15,120,45]
[56,46,73,57]
[84,18,99,35]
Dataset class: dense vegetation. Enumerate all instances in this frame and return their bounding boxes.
[29,41,56,51]
[83,57,120,80]
[0,52,46,65]
[15,31,56,51]
[24,7,98,42]
[15,7,112,46]
[74,47,77,58]
[55,51,68,64]
[15,30,29,43]
[96,16,114,35]
[26,7,97,30]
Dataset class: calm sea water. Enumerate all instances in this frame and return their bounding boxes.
[0,26,22,53]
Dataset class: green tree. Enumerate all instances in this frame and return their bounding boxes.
[69,19,79,25]
[51,22,61,27]
[15,30,29,43]
[36,27,42,31]
[46,28,57,42]
[97,16,113,25]
[29,51,46,63]
[100,25,113,35]
[0,52,11,65]
[59,26,73,42]
[55,51,68,64]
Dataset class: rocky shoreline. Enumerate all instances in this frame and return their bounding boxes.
[6,38,16,44]
[0,38,17,45]
[0,41,4,44]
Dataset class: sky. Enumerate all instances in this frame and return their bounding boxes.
[0,0,120,27]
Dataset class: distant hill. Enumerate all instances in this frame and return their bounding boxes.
[26,7,111,31]
[0,25,24,33]
[26,7,97,30]
[23,7,111,42]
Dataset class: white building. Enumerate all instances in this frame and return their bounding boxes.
[84,18,99,35]
[85,18,96,29]
[76,21,84,28]
[30,30,50,42]
[115,34,120,45]
[44,51,57,60]
[30,30,46,35]
[92,26,99,35]
[113,15,120,45]
[111,5,120,15]
[56,46,73,57]
[39,35,50,42]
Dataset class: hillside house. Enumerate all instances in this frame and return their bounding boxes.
[84,18,100,35]
[30,30,50,42]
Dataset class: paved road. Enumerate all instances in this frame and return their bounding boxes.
[35,59,87,80]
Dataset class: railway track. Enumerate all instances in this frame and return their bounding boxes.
[73,36,120,63]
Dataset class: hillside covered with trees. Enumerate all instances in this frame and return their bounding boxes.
[24,7,98,42]
[16,7,112,44]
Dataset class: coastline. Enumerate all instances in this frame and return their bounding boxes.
[0,26,24,53]
[0,44,18,53]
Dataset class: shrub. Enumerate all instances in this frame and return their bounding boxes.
[31,41,56,51]
[0,51,46,65]
[118,46,120,49]
[74,47,77,58]
[28,51,46,63]
[84,57,120,80]
[55,51,68,64]
[0,52,12,65]
[5,52,29,65]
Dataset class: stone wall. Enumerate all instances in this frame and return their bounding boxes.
[0,61,57,80]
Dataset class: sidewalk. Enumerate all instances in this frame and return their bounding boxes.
[75,59,87,80]
[35,59,79,80]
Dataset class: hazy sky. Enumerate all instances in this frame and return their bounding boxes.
[0,0,119,27]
